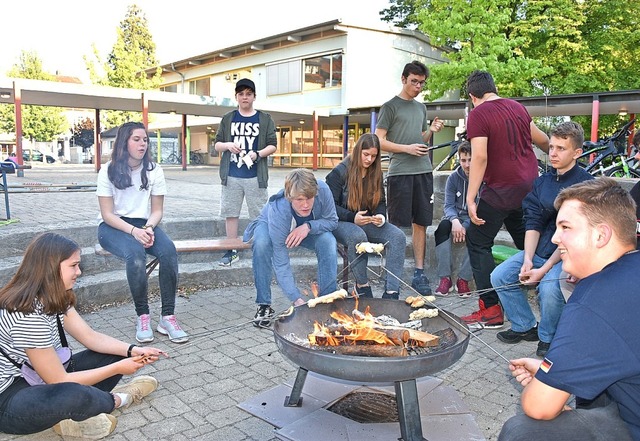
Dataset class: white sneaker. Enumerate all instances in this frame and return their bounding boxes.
[53,413,117,440]
[136,314,154,343]
[157,315,189,343]
[112,375,159,405]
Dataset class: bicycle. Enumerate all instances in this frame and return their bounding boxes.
[577,118,639,178]
[427,131,467,172]
[165,149,204,165]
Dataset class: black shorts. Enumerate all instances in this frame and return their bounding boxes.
[386,173,433,228]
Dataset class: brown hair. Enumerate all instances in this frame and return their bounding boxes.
[284,168,318,200]
[108,121,156,190]
[550,121,584,150]
[0,233,78,314]
[554,178,637,247]
[346,133,383,212]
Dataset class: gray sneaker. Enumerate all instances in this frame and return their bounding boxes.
[157,315,189,343]
[136,314,154,343]
[219,249,239,266]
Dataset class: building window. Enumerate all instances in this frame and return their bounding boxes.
[267,60,302,95]
[188,78,210,96]
[267,52,342,96]
[161,84,178,93]
[304,53,342,90]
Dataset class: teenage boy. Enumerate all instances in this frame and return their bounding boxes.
[434,140,474,297]
[491,121,593,357]
[500,178,639,441]
[242,168,338,327]
[461,70,549,329]
[375,60,443,295]
[215,78,277,266]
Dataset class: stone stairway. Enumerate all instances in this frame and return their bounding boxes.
[0,216,517,312]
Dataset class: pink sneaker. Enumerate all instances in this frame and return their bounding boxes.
[456,278,471,298]
[434,277,453,296]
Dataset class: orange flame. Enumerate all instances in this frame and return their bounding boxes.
[308,305,395,346]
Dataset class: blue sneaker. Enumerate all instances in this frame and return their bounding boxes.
[411,274,432,296]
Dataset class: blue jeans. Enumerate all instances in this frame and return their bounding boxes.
[466,200,526,308]
[251,222,337,304]
[491,251,564,343]
[499,400,632,441]
[331,221,406,293]
[0,350,122,435]
[98,218,178,316]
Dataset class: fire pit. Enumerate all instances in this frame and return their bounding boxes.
[273,297,470,441]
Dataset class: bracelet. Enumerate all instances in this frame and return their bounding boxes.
[130,225,136,235]
[127,344,136,358]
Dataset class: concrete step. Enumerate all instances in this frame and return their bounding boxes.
[0,225,517,292]
[71,257,373,312]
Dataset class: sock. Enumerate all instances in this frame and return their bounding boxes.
[114,393,132,409]
[414,268,424,277]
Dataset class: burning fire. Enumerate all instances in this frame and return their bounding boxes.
[308,305,395,346]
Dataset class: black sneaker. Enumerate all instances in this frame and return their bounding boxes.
[253,305,275,328]
[497,325,539,344]
[411,274,432,296]
[536,341,551,357]
[356,285,373,298]
[219,249,239,266]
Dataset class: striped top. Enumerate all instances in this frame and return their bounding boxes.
[0,303,63,394]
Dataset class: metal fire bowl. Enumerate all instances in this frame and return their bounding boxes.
[273,298,470,383]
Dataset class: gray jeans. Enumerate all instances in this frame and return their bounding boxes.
[332,221,406,293]
[499,400,633,441]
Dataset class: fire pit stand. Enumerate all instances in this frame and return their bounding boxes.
[273,299,471,441]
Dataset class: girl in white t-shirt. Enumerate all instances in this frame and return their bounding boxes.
[97,122,188,344]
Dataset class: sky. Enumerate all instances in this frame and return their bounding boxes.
[2,0,392,83]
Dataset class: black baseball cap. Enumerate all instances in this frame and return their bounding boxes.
[235,78,255,93]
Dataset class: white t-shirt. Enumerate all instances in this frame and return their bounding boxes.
[96,162,167,221]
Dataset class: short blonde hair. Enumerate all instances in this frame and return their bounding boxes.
[284,168,318,200]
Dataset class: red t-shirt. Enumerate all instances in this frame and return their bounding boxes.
[467,98,538,210]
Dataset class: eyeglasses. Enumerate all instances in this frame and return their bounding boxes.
[409,79,426,87]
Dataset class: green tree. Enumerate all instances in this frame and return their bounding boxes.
[380,0,640,99]
[85,4,162,128]
[0,51,68,142]
[380,0,640,136]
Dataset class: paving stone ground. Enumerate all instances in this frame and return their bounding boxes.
[0,163,536,440]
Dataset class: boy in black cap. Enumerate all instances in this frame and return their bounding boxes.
[215,78,277,265]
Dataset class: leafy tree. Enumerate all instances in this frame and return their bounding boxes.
[380,0,640,136]
[70,117,95,150]
[85,4,162,128]
[0,51,68,142]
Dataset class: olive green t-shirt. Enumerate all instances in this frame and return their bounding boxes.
[377,95,432,176]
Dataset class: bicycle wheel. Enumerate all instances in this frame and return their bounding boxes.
[166,153,179,164]
[191,153,203,165]
[604,165,640,179]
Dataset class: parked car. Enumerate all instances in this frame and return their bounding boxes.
[22,149,55,163]
[23,149,43,162]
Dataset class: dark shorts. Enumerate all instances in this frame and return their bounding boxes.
[387,173,433,228]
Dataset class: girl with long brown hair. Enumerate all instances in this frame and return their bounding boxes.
[325,133,406,298]
[97,122,188,344]
[0,233,166,439]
